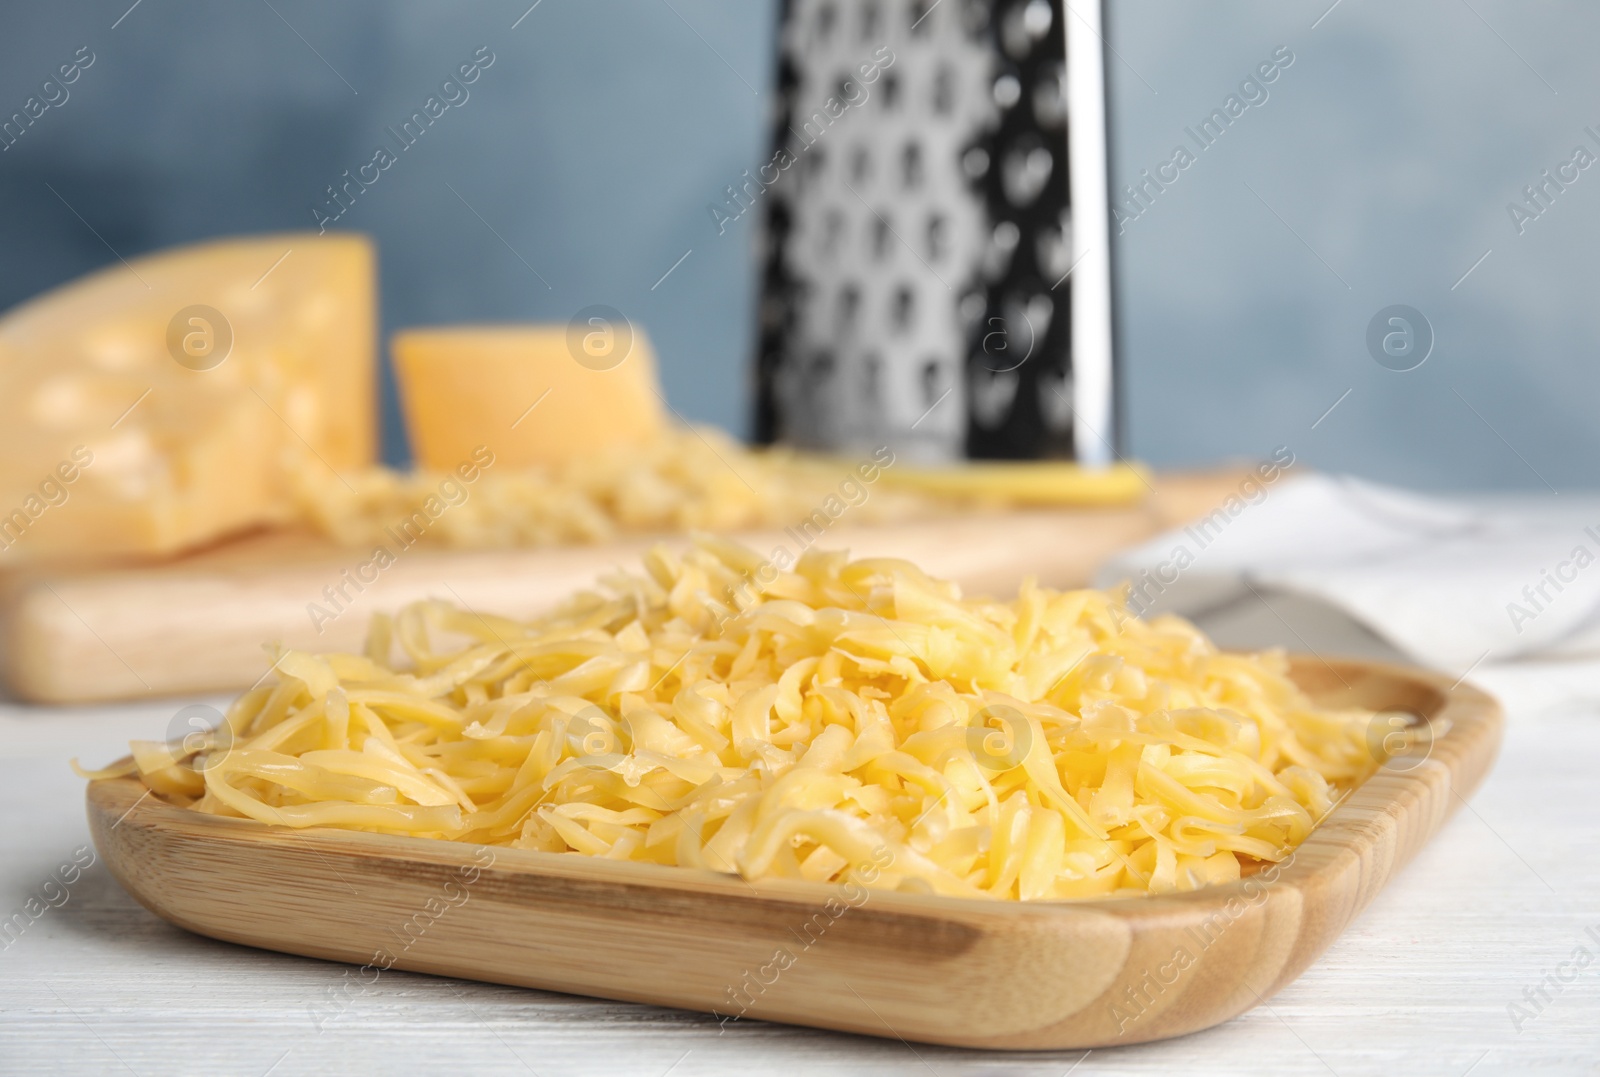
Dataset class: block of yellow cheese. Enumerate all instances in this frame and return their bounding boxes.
[0,234,375,559]
[393,324,664,471]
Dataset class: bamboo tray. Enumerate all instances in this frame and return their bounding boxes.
[86,656,1501,1050]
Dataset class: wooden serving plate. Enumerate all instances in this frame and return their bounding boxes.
[86,656,1501,1050]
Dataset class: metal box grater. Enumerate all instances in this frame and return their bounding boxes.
[749,0,1115,465]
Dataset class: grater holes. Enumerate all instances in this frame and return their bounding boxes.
[902,142,924,188]
[1034,61,1066,127]
[816,2,838,43]
[881,71,901,109]
[838,283,862,329]
[983,220,1021,280]
[1037,214,1074,281]
[805,147,827,182]
[873,216,894,261]
[1039,365,1074,433]
[959,290,987,327]
[927,212,949,261]
[821,208,846,258]
[862,0,883,40]
[1000,0,1054,58]
[993,73,1022,108]
[969,367,1020,428]
[892,285,915,331]
[1001,134,1054,207]
[863,352,884,403]
[933,64,957,115]
[920,357,946,407]
[808,350,837,404]
[851,144,872,184]
[961,0,992,38]
[1009,291,1054,351]
[1022,0,1053,37]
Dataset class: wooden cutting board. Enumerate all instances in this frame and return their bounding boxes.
[0,471,1244,704]
[86,656,1503,1050]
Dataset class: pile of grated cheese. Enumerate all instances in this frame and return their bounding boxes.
[95,538,1383,900]
[298,426,942,550]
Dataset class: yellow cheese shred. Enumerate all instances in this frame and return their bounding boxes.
[89,538,1390,900]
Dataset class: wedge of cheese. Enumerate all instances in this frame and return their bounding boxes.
[0,234,375,559]
[393,324,664,471]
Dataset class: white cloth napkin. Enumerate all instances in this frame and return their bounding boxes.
[1096,473,1600,672]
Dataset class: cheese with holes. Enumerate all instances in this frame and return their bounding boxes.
[393,325,664,471]
[0,234,375,559]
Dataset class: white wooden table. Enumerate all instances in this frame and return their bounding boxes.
[2,604,1597,1076]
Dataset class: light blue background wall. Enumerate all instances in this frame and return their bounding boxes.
[1104,1,1600,492]
[1,1,1595,491]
